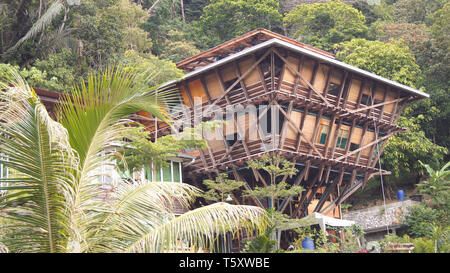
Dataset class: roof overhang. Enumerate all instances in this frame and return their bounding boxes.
[162,38,429,99]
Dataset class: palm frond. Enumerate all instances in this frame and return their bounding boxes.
[55,67,179,252]
[123,202,267,253]
[0,68,75,252]
[7,0,66,52]
[90,181,201,252]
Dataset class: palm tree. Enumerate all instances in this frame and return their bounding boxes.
[8,0,80,53]
[418,160,450,209]
[0,67,267,253]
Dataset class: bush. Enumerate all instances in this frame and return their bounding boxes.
[404,204,442,238]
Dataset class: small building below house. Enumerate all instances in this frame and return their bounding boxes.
[342,199,419,241]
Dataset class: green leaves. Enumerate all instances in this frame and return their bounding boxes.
[284,0,368,52]
[194,0,283,48]
[417,160,450,208]
[245,154,302,209]
[115,122,207,173]
[0,67,75,253]
[202,173,244,202]
[335,38,421,87]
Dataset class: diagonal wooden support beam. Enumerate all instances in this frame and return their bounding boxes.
[313,180,336,213]
[343,97,407,115]
[280,101,294,149]
[279,167,307,214]
[272,48,332,107]
[232,167,264,209]
[321,180,364,216]
[335,131,398,161]
[202,48,273,113]
[273,101,324,159]
[296,171,321,217]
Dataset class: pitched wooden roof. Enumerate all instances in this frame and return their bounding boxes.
[176,28,335,72]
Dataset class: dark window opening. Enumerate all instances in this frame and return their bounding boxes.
[258,105,285,136]
[224,78,241,92]
[361,94,372,106]
[374,99,383,110]
[274,54,283,79]
[226,132,239,147]
[260,56,271,76]
[327,83,341,97]
[350,143,360,151]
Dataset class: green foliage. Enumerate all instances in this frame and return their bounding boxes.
[351,0,394,25]
[194,0,283,49]
[392,0,447,25]
[0,63,66,92]
[284,0,368,52]
[33,49,80,91]
[246,153,299,183]
[404,204,442,238]
[244,181,303,202]
[373,21,431,59]
[427,1,450,83]
[245,154,302,209]
[380,234,414,253]
[412,237,436,253]
[411,225,450,253]
[417,161,450,209]
[115,123,208,173]
[242,228,278,253]
[116,50,184,86]
[71,0,151,67]
[202,173,244,202]
[1,0,153,89]
[159,30,201,63]
[381,114,447,177]
[335,38,421,87]
[290,225,366,253]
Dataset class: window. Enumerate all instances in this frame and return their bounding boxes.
[162,165,172,182]
[173,162,181,182]
[374,99,383,110]
[155,163,161,182]
[145,161,182,183]
[317,124,329,145]
[143,164,153,181]
[361,94,372,106]
[350,143,360,151]
[225,132,239,147]
[336,129,349,149]
[258,105,284,136]
[327,83,341,97]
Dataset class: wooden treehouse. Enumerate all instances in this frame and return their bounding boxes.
[143,29,429,219]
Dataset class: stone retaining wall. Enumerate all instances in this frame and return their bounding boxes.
[342,200,419,231]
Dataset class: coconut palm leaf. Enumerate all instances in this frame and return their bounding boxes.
[55,67,179,251]
[7,0,66,53]
[90,181,201,252]
[0,68,75,253]
[122,202,268,253]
